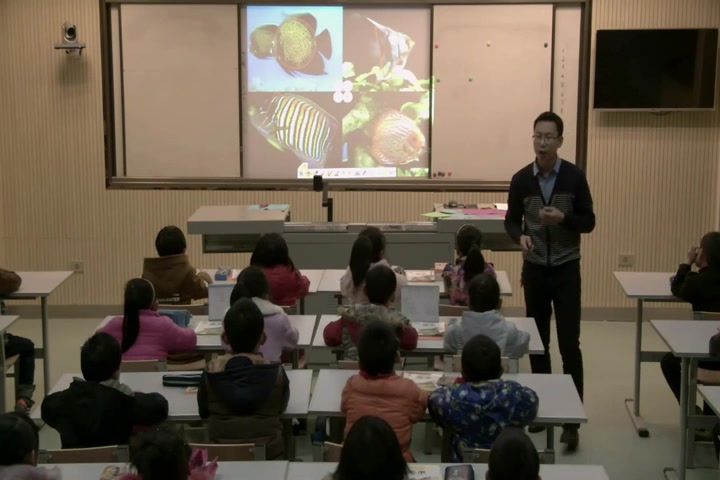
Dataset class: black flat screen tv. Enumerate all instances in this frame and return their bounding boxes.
[594,28,718,110]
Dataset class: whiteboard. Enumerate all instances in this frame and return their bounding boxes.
[431,5,554,181]
[119,4,241,177]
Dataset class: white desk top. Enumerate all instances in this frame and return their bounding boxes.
[34,370,313,422]
[51,461,289,480]
[287,463,609,480]
[311,315,543,355]
[613,271,678,300]
[202,268,324,294]
[189,205,288,222]
[0,315,19,333]
[302,269,324,294]
[5,271,73,298]
[307,370,586,424]
[97,315,319,350]
[699,385,720,417]
[317,269,512,296]
[650,320,720,358]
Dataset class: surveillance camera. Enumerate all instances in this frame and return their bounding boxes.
[63,22,77,43]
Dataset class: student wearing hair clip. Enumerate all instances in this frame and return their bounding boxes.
[442,224,495,306]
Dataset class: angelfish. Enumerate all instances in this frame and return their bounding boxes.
[366,17,415,71]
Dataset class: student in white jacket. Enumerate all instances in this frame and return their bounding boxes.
[444,273,530,358]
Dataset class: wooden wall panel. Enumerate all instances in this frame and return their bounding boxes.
[0,0,718,311]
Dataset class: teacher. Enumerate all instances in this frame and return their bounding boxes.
[504,111,595,452]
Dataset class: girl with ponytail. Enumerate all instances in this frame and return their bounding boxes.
[340,227,408,306]
[442,225,496,306]
[99,278,197,360]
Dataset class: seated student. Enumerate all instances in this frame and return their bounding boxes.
[100,278,197,361]
[323,415,408,480]
[250,233,310,306]
[324,265,418,361]
[227,266,299,363]
[662,231,720,416]
[0,270,36,413]
[120,427,213,480]
[42,333,169,448]
[340,226,407,306]
[142,226,213,304]
[442,224,496,306]
[444,273,530,357]
[487,428,541,480]
[428,334,539,462]
[0,412,61,480]
[341,321,428,462]
[198,299,289,460]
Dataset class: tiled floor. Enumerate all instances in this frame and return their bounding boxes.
[4,316,719,479]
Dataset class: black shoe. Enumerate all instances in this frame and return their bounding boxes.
[528,425,546,434]
[560,425,579,452]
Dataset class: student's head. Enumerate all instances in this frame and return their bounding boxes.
[0,413,40,467]
[698,231,720,268]
[358,320,399,376]
[349,227,386,288]
[81,332,122,382]
[222,298,265,354]
[487,428,541,480]
[533,111,564,168]
[456,225,487,283]
[333,415,408,480]
[467,273,501,312]
[461,334,502,382]
[129,427,191,480]
[155,226,187,257]
[250,233,294,269]
[122,278,156,353]
[230,266,270,305]
[364,264,397,306]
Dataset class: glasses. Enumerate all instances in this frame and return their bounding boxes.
[532,134,558,144]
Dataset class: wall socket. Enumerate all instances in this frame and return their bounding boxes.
[69,260,84,274]
[618,254,635,267]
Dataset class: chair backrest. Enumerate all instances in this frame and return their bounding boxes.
[439,304,468,317]
[462,446,553,464]
[188,443,265,461]
[158,303,208,316]
[443,355,515,374]
[38,445,129,464]
[695,311,720,321]
[121,359,167,373]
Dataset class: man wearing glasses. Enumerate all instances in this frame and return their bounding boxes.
[504,111,595,452]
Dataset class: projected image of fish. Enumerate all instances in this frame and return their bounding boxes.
[369,110,426,166]
[249,94,339,168]
[366,17,415,72]
[250,13,332,77]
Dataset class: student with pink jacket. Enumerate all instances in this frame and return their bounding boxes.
[100,278,197,360]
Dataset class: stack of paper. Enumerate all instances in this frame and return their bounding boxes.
[414,322,446,336]
[407,270,436,282]
[408,464,442,480]
[194,320,223,336]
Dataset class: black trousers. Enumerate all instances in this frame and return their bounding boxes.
[522,259,584,400]
[4,333,35,400]
[660,352,720,415]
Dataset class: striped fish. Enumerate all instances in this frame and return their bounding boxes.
[250,94,337,167]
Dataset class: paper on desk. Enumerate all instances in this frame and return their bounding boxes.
[406,270,435,282]
[401,285,439,323]
[408,464,442,480]
[248,204,289,211]
[208,284,233,321]
[421,211,452,218]
[402,372,444,392]
[494,203,509,211]
[194,320,223,336]
[414,322,446,336]
[462,208,506,216]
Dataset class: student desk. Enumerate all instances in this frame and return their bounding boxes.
[317,269,513,296]
[34,370,313,422]
[651,320,720,480]
[0,315,20,414]
[311,315,545,356]
[614,271,679,437]
[698,384,720,478]
[287,463,610,480]
[4,271,74,394]
[307,369,586,454]
[96,314,319,352]
[50,461,289,480]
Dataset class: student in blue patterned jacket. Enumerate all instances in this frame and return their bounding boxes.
[428,334,539,462]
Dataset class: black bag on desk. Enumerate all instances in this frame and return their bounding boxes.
[162,373,202,387]
[710,332,720,357]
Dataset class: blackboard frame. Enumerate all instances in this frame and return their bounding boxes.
[100,0,591,191]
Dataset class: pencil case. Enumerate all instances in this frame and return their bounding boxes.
[162,373,202,387]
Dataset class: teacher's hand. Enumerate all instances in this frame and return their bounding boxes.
[540,206,565,225]
[520,235,534,254]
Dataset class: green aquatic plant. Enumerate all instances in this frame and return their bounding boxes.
[343,61,430,93]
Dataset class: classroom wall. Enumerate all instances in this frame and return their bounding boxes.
[0,0,719,311]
